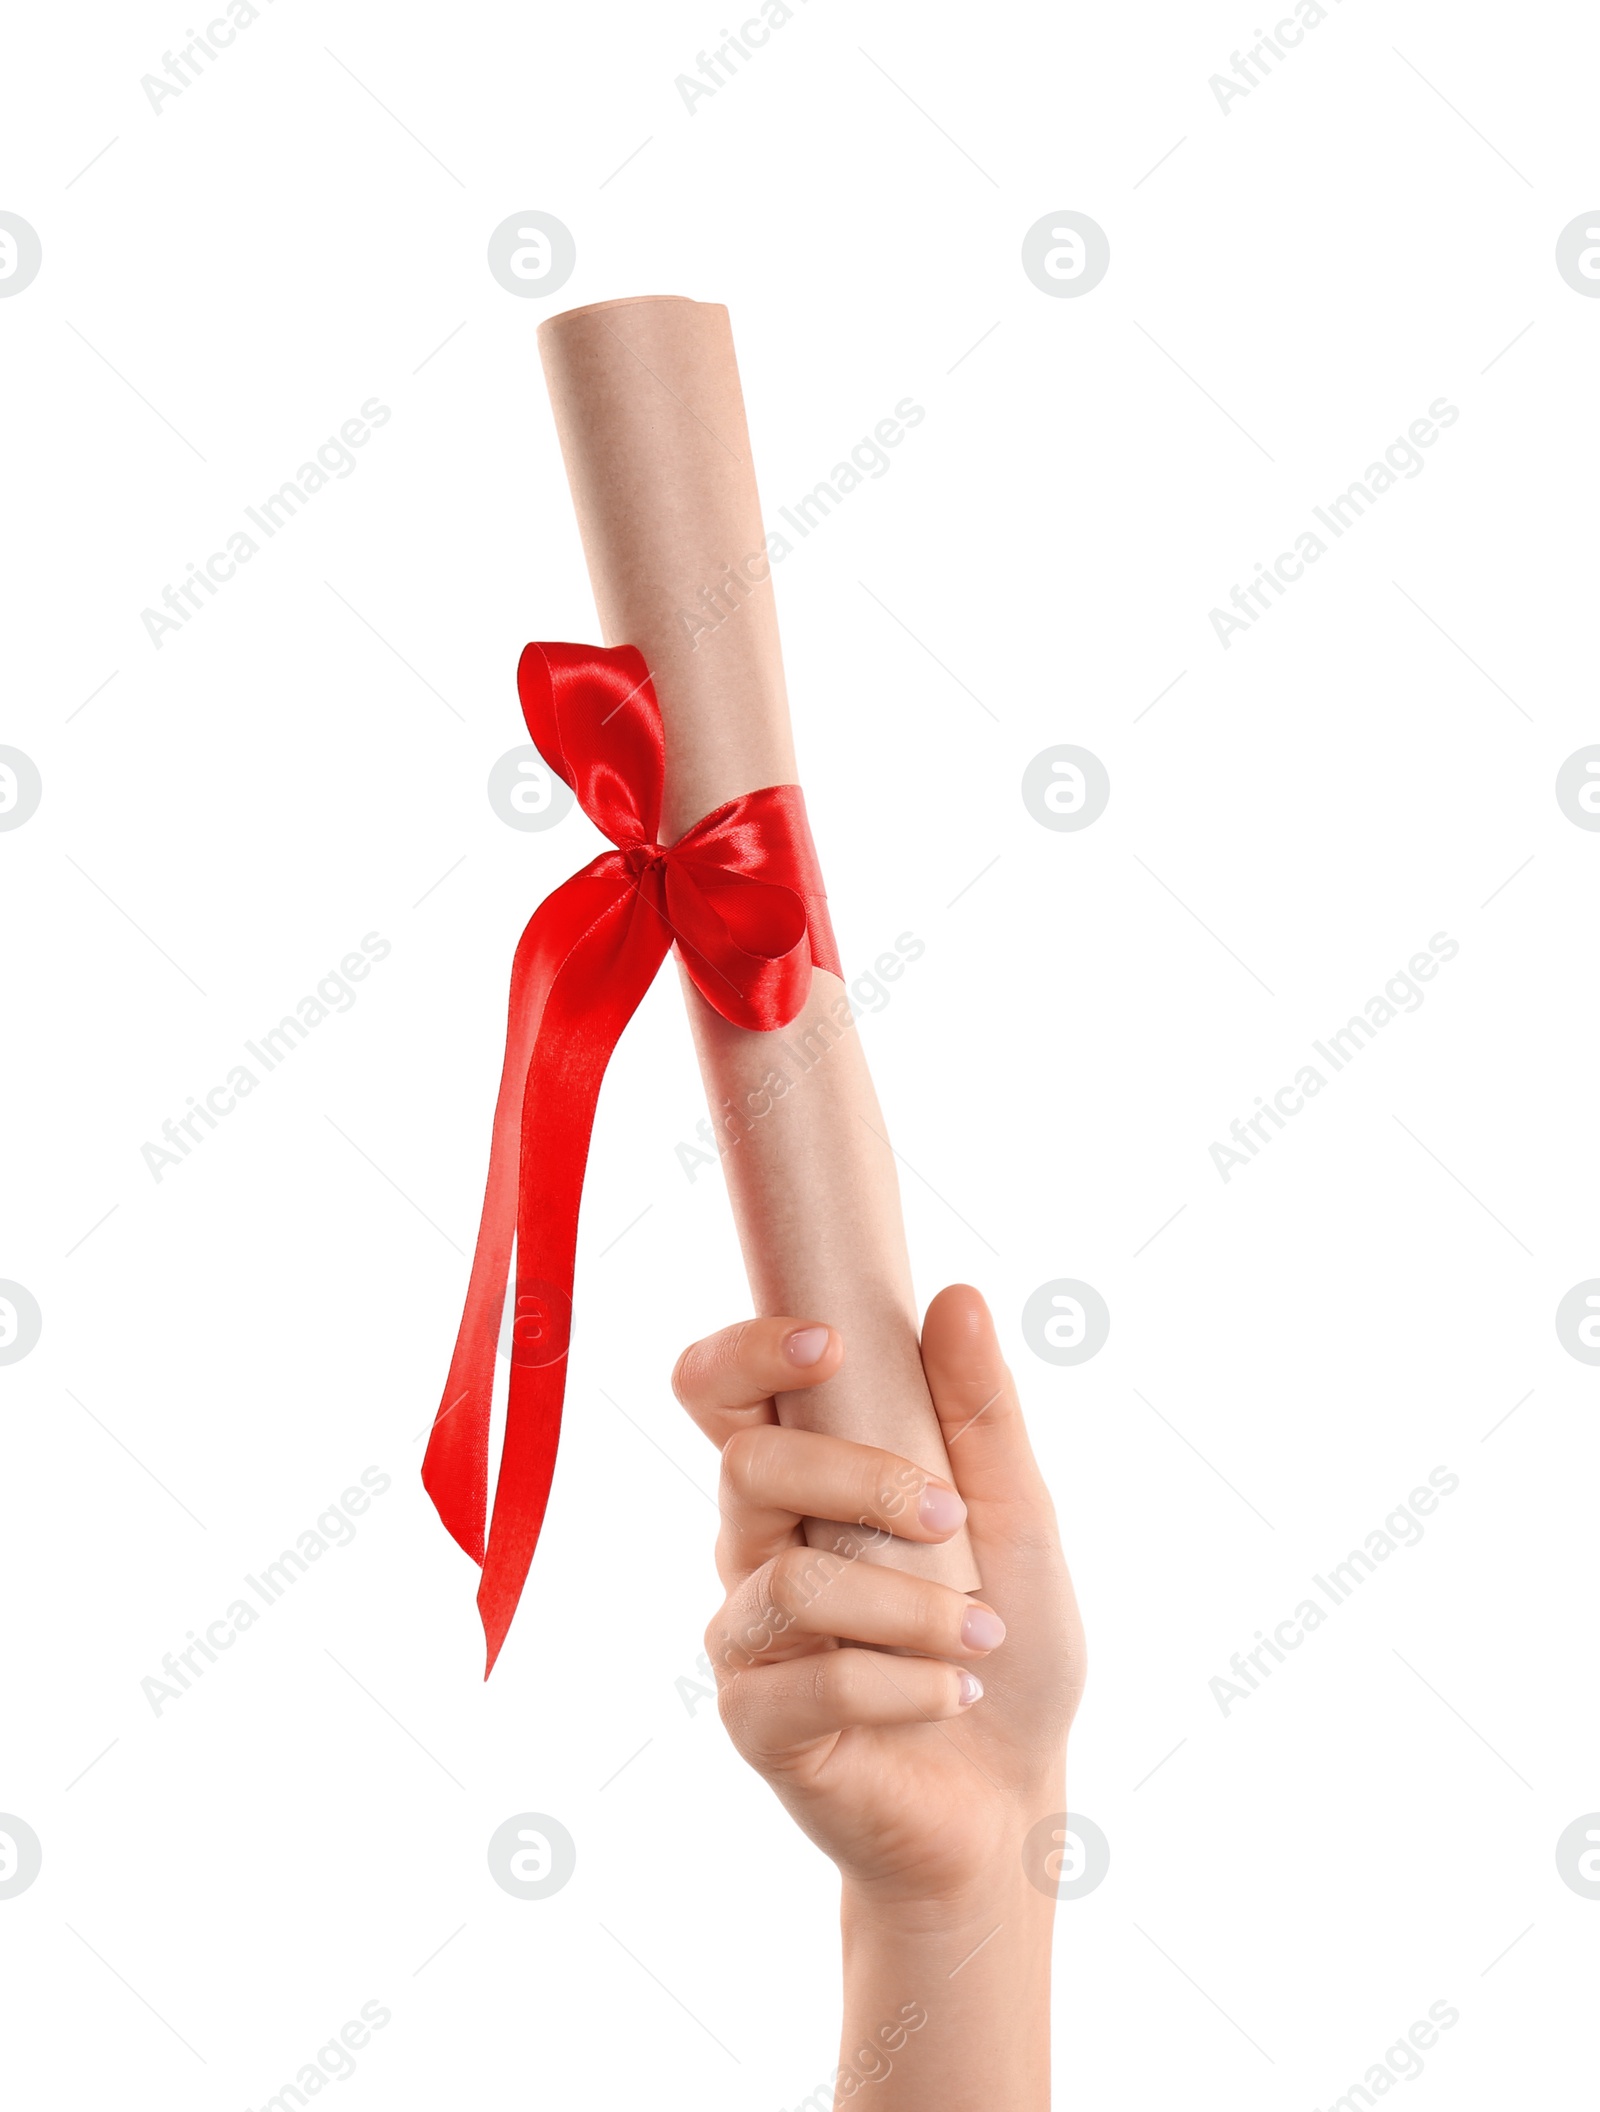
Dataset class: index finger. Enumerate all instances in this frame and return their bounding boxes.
[671,1316,844,1450]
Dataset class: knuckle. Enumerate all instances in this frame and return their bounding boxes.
[716,1671,753,1743]
[721,1561,796,1668]
[815,1647,873,1716]
[671,1321,753,1410]
[704,1595,759,1677]
[717,1608,764,1672]
[701,1610,734,1672]
[769,1543,847,1624]
[714,1661,777,1762]
[862,1450,923,1524]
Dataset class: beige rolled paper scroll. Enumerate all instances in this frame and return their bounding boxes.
[538,294,979,1595]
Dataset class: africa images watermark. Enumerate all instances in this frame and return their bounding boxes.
[141,932,392,1181]
[673,931,925,1180]
[140,0,278,115]
[140,397,392,648]
[246,1999,392,2112]
[1209,397,1460,649]
[1209,1466,1460,1717]
[779,2003,930,2111]
[1208,0,1347,116]
[675,0,812,115]
[1209,932,1458,1182]
[1313,2000,1460,2111]
[675,396,926,654]
[141,1467,392,1716]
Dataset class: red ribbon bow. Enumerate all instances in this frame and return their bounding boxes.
[423,642,841,1673]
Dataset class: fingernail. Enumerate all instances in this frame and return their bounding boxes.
[960,1605,1006,1652]
[917,1483,967,1534]
[958,1671,984,1707]
[784,1326,831,1366]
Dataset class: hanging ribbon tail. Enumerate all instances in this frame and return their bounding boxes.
[421,898,561,1567]
[426,638,843,1676]
[477,870,673,1675]
[422,858,671,1669]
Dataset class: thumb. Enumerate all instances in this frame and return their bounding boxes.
[922,1285,1084,1736]
[920,1285,1058,1560]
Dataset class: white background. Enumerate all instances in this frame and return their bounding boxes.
[4,1,1598,2104]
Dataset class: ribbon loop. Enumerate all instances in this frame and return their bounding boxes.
[423,642,840,1674]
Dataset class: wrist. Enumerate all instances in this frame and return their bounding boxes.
[838,1768,1066,1929]
[836,1848,1056,2109]
[841,1864,1055,1946]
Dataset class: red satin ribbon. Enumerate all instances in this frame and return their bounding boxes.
[423,641,841,1674]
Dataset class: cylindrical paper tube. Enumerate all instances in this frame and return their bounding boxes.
[538,295,979,1593]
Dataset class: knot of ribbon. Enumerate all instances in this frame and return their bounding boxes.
[423,641,841,1674]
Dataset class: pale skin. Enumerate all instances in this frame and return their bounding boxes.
[671,1284,1086,2109]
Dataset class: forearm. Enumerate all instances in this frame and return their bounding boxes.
[835,1869,1056,2108]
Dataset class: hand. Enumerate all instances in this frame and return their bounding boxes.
[672,1285,1084,2107]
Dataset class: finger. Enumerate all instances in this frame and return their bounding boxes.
[671,1316,843,1450]
[718,1647,982,1762]
[920,1285,1056,1539]
[708,1544,1006,1673]
[717,1424,966,1581]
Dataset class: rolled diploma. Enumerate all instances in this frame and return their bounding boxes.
[538,295,979,1593]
